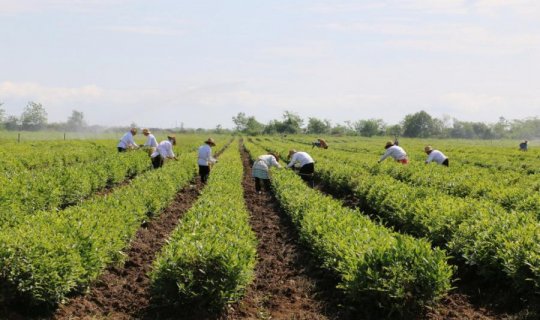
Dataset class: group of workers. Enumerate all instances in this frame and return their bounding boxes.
[117,128,217,184]
[118,130,538,195]
[377,140,449,166]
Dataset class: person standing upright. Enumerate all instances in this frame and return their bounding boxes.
[198,138,217,184]
[142,128,158,156]
[378,141,408,164]
[117,128,138,152]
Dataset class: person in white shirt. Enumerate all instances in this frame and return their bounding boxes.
[424,146,449,166]
[378,141,408,164]
[150,136,178,169]
[117,128,138,152]
[252,153,282,194]
[142,128,158,156]
[287,150,315,183]
[142,128,158,148]
[198,138,217,183]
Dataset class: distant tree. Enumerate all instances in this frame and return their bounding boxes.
[330,124,348,135]
[510,117,540,139]
[214,124,223,134]
[402,110,438,138]
[232,112,249,131]
[232,112,264,135]
[386,124,402,136]
[66,110,87,131]
[491,117,510,139]
[280,111,304,134]
[307,117,331,134]
[4,115,21,131]
[263,120,280,134]
[21,101,48,131]
[354,119,385,137]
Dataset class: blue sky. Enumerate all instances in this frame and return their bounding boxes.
[1,0,539,128]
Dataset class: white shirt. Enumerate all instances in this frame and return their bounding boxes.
[117,132,138,149]
[426,150,447,164]
[143,134,158,148]
[198,144,216,166]
[287,152,314,168]
[380,145,407,162]
[151,140,175,159]
[257,155,281,168]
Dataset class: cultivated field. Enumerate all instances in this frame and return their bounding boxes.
[0,134,538,319]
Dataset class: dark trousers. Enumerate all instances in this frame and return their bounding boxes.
[442,158,449,167]
[299,163,315,183]
[199,165,210,184]
[255,178,271,192]
[152,156,164,169]
[118,147,127,152]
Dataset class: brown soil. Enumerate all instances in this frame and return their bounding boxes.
[53,180,204,320]
[227,143,348,320]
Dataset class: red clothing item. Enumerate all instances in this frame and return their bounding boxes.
[397,158,409,164]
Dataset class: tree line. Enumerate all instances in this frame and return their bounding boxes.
[0,101,86,132]
[233,110,540,139]
[1,101,538,139]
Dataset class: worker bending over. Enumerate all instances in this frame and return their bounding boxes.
[424,146,449,166]
[252,153,282,194]
[378,141,408,164]
[117,128,138,152]
[150,135,177,169]
[287,150,315,183]
[312,138,328,149]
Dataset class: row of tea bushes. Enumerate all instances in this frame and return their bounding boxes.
[0,150,199,305]
[244,140,452,315]
[150,140,257,311]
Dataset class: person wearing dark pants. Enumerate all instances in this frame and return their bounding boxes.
[424,145,449,167]
[287,149,315,185]
[117,128,138,152]
[252,153,282,194]
[150,136,177,169]
[197,138,217,184]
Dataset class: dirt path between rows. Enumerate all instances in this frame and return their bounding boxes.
[53,180,204,320]
[227,143,347,319]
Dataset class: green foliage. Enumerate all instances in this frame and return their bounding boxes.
[271,135,540,296]
[245,140,453,313]
[0,149,198,305]
[151,142,257,311]
[21,101,48,131]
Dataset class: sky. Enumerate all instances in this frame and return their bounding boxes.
[1,0,539,129]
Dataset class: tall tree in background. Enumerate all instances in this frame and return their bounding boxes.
[307,117,331,134]
[66,110,86,131]
[232,112,264,135]
[21,101,48,131]
[281,111,304,134]
[354,119,385,137]
[402,110,439,138]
